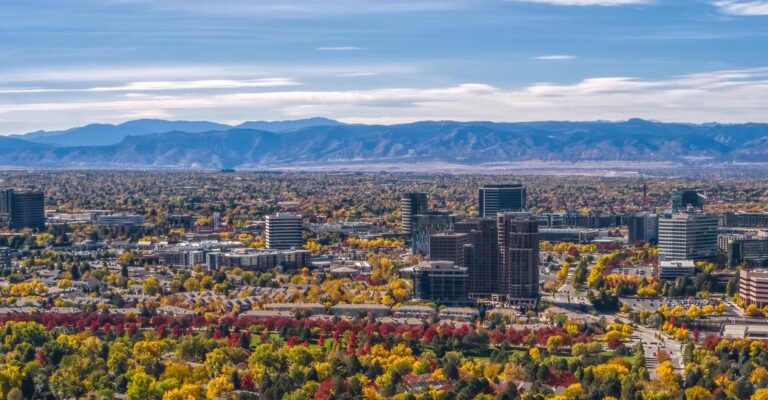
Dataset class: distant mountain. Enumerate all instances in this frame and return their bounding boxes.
[12,117,344,147]
[0,118,767,169]
[235,117,342,132]
[14,119,232,147]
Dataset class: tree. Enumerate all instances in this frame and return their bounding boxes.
[143,277,161,296]
[684,386,711,400]
[126,370,159,400]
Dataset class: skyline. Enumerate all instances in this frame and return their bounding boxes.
[1,0,768,133]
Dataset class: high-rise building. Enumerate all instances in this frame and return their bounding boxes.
[497,212,539,300]
[627,212,659,244]
[401,192,428,235]
[478,184,526,217]
[429,232,468,265]
[658,211,718,261]
[671,189,706,213]
[456,218,498,298]
[412,212,456,256]
[0,189,45,230]
[412,261,470,306]
[266,213,303,249]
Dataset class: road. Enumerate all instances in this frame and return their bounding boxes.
[545,264,685,375]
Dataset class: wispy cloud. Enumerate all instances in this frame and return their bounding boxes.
[515,0,650,6]
[336,72,379,77]
[0,78,300,94]
[317,47,365,51]
[713,1,768,15]
[533,55,578,60]
[3,67,768,132]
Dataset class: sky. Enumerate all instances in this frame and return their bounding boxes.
[1,0,767,133]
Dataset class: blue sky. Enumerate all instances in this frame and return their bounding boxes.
[1,0,767,133]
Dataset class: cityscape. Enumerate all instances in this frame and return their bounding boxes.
[0,171,766,399]
[2,0,768,399]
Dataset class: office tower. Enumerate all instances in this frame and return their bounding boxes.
[411,212,456,256]
[266,213,303,249]
[0,189,45,230]
[627,212,659,244]
[671,189,706,213]
[497,212,539,300]
[429,232,469,265]
[727,238,768,268]
[478,184,526,217]
[456,218,498,298]
[412,261,470,306]
[401,192,428,235]
[658,211,718,261]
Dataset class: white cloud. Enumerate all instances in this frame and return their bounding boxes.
[317,47,365,51]
[533,55,578,60]
[713,1,768,15]
[0,78,299,94]
[515,0,650,6]
[2,67,768,132]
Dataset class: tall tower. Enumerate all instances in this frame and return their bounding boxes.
[456,218,498,299]
[658,211,718,261]
[479,184,526,217]
[401,192,428,235]
[266,213,303,250]
[0,188,45,230]
[497,212,539,300]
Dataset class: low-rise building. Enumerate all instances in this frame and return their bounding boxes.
[330,304,390,318]
[412,261,470,306]
[740,269,768,308]
[658,260,696,281]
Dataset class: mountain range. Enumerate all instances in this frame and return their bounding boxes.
[1,118,767,170]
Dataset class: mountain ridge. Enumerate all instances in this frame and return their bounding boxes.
[1,118,767,170]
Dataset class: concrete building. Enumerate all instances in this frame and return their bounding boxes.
[627,212,659,244]
[539,228,599,243]
[0,189,45,230]
[478,184,526,217]
[96,214,144,227]
[721,212,768,228]
[266,213,303,249]
[429,232,468,265]
[411,212,456,257]
[740,269,768,308]
[538,212,623,229]
[456,218,499,299]
[401,192,428,235]
[658,211,718,261]
[658,260,696,281]
[497,212,540,301]
[412,261,470,306]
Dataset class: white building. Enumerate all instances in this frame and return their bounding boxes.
[658,211,718,261]
[658,260,696,281]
